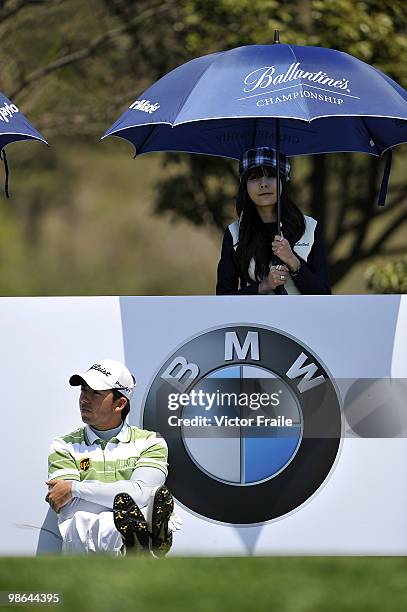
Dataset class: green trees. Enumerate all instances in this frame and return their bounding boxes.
[366,257,407,293]
[157,0,407,288]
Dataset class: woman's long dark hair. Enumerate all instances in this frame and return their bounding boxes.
[236,167,305,282]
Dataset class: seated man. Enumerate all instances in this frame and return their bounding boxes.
[46,358,178,556]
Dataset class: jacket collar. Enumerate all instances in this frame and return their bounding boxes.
[84,420,130,445]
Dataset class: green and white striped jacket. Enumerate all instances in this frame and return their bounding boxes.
[48,421,168,484]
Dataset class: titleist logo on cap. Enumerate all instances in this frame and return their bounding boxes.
[90,364,111,377]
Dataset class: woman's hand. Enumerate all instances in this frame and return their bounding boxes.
[272,235,300,272]
[259,265,289,293]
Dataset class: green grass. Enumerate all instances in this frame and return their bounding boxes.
[0,557,406,611]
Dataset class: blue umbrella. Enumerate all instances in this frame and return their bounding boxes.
[0,91,48,197]
[102,40,407,207]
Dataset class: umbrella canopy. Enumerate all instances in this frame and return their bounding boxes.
[0,91,47,150]
[0,91,48,197]
[102,43,407,164]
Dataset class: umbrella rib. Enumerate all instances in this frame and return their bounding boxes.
[360,117,380,155]
[285,44,312,122]
[173,113,407,127]
[173,54,221,124]
[134,125,156,156]
[0,131,48,145]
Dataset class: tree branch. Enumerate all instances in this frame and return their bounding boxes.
[0,0,49,25]
[330,209,407,285]
[340,191,407,235]
[328,156,352,249]
[378,247,407,257]
[348,157,377,258]
[10,1,173,98]
[365,209,407,258]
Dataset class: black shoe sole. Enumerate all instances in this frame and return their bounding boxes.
[151,486,174,556]
[113,492,149,551]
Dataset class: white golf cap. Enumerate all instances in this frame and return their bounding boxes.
[69,359,136,400]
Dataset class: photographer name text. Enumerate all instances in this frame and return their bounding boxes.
[168,415,293,427]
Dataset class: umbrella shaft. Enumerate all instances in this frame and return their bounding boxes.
[275,118,282,235]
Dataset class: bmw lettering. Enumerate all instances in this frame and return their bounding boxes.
[142,325,342,524]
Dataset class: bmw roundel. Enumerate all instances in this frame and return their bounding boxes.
[142,325,342,524]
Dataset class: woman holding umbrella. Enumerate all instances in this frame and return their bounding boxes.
[216,147,331,295]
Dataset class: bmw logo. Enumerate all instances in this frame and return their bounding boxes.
[142,325,342,524]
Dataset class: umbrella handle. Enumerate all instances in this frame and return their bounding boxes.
[273,30,283,236]
[0,148,10,198]
[275,118,282,235]
[272,255,288,295]
[378,149,392,206]
[274,113,284,292]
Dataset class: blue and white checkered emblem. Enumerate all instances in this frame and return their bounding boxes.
[142,325,342,524]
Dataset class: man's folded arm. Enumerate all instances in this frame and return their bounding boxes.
[71,466,166,509]
[70,435,169,509]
